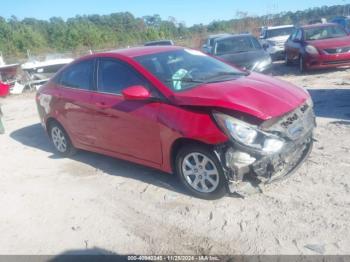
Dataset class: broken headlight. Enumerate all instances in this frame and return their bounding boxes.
[213,112,284,153]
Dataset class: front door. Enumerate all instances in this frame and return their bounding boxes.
[91,58,163,164]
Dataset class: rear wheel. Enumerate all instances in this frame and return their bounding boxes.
[175,145,227,200]
[49,121,76,157]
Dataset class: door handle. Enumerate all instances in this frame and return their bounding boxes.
[95,102,110,109]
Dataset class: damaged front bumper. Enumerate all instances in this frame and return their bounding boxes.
[215,105,316,196]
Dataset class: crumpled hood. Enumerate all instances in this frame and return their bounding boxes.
[307,36,350,49]
[170,73,309,120]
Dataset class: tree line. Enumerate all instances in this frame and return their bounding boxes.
[0,4,349,59]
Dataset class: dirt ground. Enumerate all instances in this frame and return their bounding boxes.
[0,62,349,256]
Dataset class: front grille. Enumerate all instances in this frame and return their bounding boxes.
[262,102,315,141]
[324,46,350,54]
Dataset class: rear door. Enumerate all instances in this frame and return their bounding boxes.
[91,57,163,164]
[55,58,97,146]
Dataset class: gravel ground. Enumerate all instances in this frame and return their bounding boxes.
[0,62,349,255]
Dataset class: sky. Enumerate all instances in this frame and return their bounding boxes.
[0,0,348,26]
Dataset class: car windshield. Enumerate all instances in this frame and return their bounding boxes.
[266,27,294,38]
[304,25,347,40]
[135,49,246,91]
[214,36,262,55]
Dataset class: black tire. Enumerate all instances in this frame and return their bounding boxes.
[299,55,307,74]
[48,121,76,157]
[284,52,291,66]
[175,144,227,200]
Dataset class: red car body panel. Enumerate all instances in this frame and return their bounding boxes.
[37,46,311,174]
[305,52,350,69]
[305,36,350,69]
[0,81,9,97]
[308,36,350,49]
[171,72,308,120]
[286,23,350,70]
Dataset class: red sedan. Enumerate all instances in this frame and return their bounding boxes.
[285,23,350,72]
[36,46,315,199]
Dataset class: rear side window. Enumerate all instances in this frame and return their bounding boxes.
[97,59,150,95]
[59,60,94,90]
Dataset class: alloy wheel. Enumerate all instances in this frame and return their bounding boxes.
[51,126,67,153]
[181,152,220,193]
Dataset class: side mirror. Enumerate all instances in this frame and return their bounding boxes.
[122,85,150,101]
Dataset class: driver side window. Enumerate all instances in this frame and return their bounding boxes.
[97,58,150,95]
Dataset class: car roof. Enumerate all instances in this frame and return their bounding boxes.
[264,25,294,30]
[104,45,183,58]
[300,23,339,29]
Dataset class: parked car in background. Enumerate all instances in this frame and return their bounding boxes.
[211,34,272,72]
[284,23,350,73]
[331,16,350,33]
[144,40,174,46]
[260,25,295,60]
[201,33,231,54]
[36,46,315,199]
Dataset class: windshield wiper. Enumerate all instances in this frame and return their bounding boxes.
[209,71,249,78]
[165,76,205,83]
[233,50,249,53]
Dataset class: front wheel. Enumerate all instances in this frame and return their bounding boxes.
[175,145,227,200]
[284,52,291,66]
[299,56,307,74]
